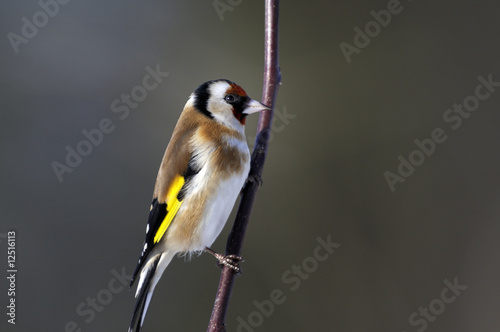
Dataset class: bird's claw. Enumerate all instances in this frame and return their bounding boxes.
[216,254,244,275]
[245,173,263,189]
[205,248,244,276]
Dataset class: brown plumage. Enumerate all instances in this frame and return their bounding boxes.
[129,79,268,332]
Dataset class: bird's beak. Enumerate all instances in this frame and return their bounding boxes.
[242,99,270,115]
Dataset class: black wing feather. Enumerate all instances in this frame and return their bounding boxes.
[130,199,167,286]
[130,156,201,287]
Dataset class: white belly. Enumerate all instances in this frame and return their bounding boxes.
[162,130,250,253]
[196,170,248,249]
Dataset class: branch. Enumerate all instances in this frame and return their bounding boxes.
[207,1,280,331]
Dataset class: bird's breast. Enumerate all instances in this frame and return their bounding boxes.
[162,129,250,252]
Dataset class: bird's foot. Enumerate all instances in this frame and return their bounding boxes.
[205,247,244,275]
[243,173,263,193]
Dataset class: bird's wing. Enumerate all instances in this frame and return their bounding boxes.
[130,127,200,287]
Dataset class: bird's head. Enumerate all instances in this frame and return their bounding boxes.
[191,79,269,129]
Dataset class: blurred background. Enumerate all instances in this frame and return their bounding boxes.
[1,0,500,331]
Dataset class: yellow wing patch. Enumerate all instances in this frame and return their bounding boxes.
[153,175,185,243]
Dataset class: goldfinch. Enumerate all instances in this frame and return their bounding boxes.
[128,79,268,331]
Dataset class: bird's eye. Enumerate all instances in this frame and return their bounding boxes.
[224,94,236,103]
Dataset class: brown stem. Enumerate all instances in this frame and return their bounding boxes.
[207,1,280,331]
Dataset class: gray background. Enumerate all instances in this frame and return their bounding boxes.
[1,0,500,331]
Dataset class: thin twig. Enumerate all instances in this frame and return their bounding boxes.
[207,1,280,331]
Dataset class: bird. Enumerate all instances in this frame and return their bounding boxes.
[128,79,269,331]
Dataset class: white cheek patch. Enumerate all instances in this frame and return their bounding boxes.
[207,82,231,116]
[203,81,247,131]
[209,81,231,99]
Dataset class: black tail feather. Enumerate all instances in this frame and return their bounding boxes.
[129,256,160,332]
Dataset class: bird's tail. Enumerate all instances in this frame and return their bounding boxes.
[129,251,175,332]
